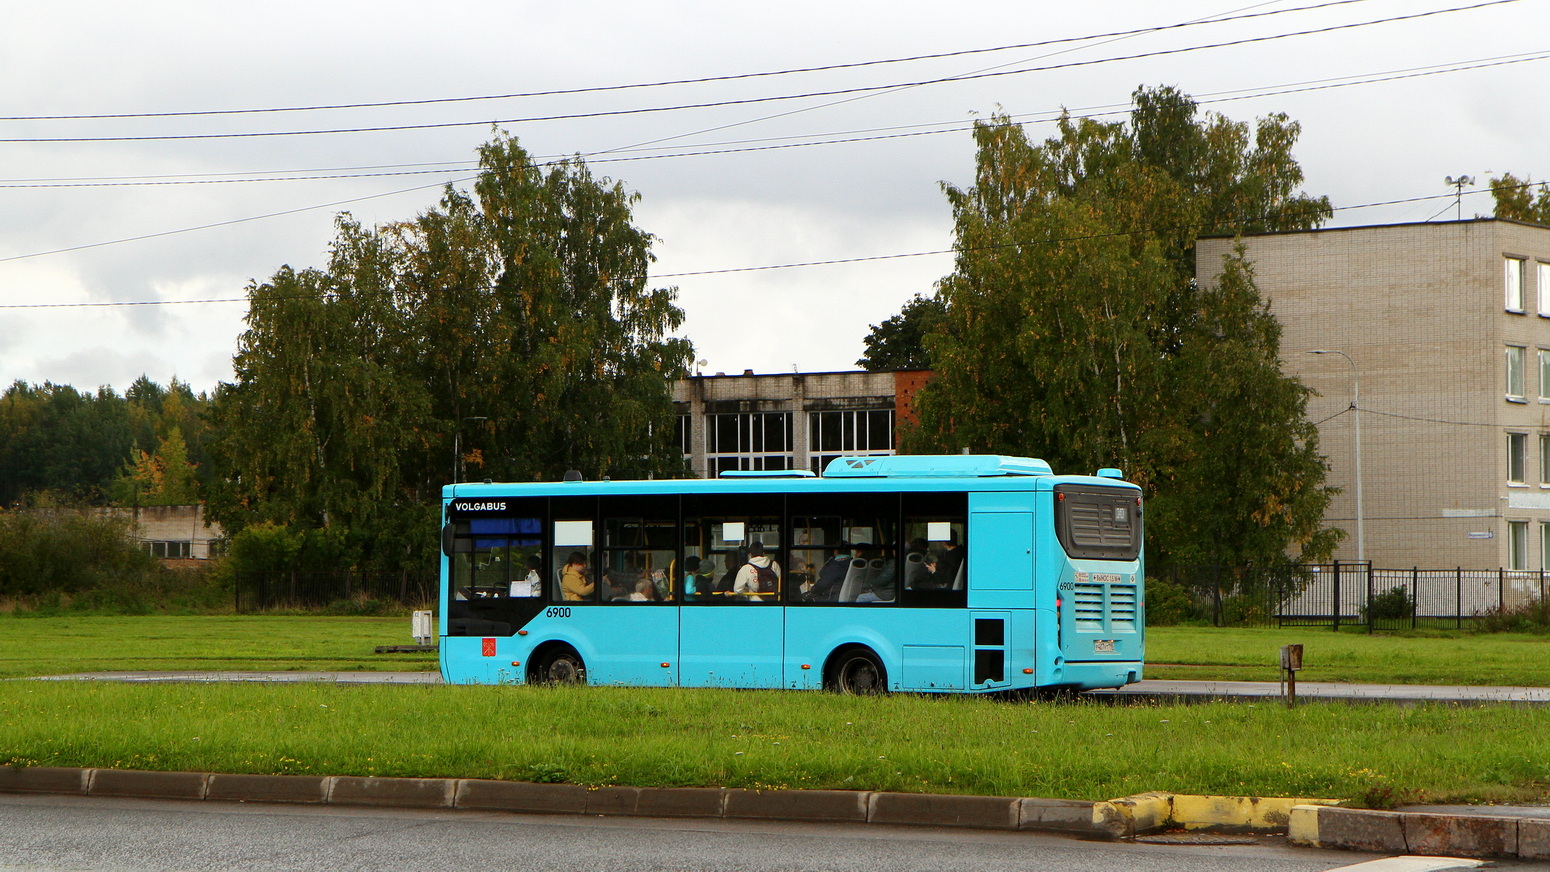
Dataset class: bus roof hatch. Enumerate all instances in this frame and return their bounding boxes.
[822,455,1052,478]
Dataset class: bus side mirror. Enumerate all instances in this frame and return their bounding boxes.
[442,523,472,557]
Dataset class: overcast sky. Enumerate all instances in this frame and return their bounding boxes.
[2,0,1546,394]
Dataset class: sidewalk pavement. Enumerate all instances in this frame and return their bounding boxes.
[1095,679,1550,705]
[32,672,1550,705]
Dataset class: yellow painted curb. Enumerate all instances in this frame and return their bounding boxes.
[1096,793,1341,838]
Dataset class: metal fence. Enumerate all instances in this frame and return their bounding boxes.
[1151,563,1550,630]
[233,570,436,612]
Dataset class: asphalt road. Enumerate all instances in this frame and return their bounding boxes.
[0,793,1400,872]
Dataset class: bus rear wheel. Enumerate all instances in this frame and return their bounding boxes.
[828,648,886,695]
[537,647,586,685]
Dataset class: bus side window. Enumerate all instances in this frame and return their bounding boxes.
[554,518,596,603]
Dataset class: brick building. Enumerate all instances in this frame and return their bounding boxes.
[673,369,930,478]
[1198,218,1550,569]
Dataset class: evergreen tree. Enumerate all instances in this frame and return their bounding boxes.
[857,294,946,371]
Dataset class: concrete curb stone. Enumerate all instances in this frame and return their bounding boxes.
[455,779,587,814]
[6,766,1549,860]
[1017,797,1105,836]
[868,792,1018,829]
[206,773,329,804]
[327,775,455,809]
[88,768,208,800]
[1301,806,1408,853]
[635,787,725,818]
[723,788,869,823]
[1520,818,1550,861]
[583,786,641,816]
[0,766,90,795]
[1402,812,1518,858]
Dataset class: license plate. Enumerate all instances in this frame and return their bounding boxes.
[1093,639,1115,653]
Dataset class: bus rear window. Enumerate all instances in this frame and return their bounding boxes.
[1054,485,1140,561]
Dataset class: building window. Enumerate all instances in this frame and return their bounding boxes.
[1509,521,1529,570]
[676,414,692,457]
[1541,523,1550,570]
[1540,351,1550,402]
[1507,345,1526,400]
[807,409,895,473]
[705,411,792,476]
[1508,433,1528,484]
[1506,257,1525,312]
[1540,262,1550,317]
[143,540,191,559]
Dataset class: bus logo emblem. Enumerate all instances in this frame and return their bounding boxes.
[481,638,496,657]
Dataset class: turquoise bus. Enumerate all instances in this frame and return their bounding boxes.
[439,454,1143,694]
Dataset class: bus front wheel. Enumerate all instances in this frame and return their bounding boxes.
[537,647,587,685]
[828,648,886,695]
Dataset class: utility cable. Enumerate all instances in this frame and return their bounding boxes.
[0,1,1520,144]
[0,0,1401,123]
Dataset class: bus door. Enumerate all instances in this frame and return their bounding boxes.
[678,496,786,688]
[580,498,680,686]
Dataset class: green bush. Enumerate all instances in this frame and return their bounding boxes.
[1143,574,1200,625]
[1364,585,1415,622]
[0,508,159,600]
[1475,599,1550,634]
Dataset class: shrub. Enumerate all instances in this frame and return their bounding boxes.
[1364,585,1415,622]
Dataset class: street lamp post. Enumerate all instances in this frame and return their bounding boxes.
[454,416,489,484]
[1308,349,1364,564]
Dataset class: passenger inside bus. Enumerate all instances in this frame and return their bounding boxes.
[810,542,856,601]
[927,530,965,589]
[733,541,781,601]
[855,544,897,603]
[560,551,594,601]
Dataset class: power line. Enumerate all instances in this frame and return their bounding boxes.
[0,1,1520,144]
[3,48,1544,191]
[0,0,1396,123]
[0,186,1502,310]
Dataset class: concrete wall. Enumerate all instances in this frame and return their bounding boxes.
[1199,219,1550,568]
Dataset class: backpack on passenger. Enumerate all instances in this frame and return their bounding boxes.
[752,561,778,593]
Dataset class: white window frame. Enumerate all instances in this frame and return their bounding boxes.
[1541,523,1550,571]
[1539,350,1550,403]
[1541,434,1550,487]
[1509,520,1529,570]
[1506,256,1526,312]
[1539,262,1550,317]
[1506,345,1526,400]
[1508,432,1527,484]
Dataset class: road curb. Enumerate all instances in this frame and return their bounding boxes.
[1291,804,1550,861]
[5,765,1545,858]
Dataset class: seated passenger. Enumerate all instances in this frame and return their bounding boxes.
[716,552,745,594]
[927,531,965,589]
[810,542,855,601]
[630,578,657,601]
[560,552,594,601]
[683,555,714,597]
[855,546,896,603]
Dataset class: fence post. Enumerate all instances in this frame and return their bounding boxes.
[1500,566,1506,613]
[1366,562,1374,634]
[1411,567,1418,630]
[1332,559,1341,632]
[1456,567,1463,630]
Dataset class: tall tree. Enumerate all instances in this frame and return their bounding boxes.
[209,133,691,571]
[1491,173,1550,224]
[857,294,946,371]
[912,86,1339,566]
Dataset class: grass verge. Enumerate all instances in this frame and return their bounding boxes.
[1145,626,1550,685]
[0,616,435,678]
[3,681,1548,807]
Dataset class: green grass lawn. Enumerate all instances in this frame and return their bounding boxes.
[6,616,1550,687]
[1145,626,1550,686]
[3,681,1547,806]
[0,615,436,679]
